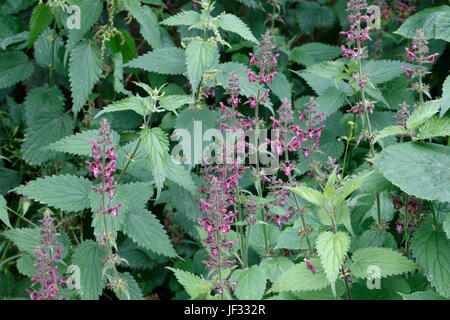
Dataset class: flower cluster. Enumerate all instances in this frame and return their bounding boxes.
[86,118,123,218]
[262,176,298,227]
[245,32,279,108]
[26,211,66,300]
[390,191,424,235]
[297,98,326,160]
[396,102,410,135]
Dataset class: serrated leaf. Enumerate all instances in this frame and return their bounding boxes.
[414,117,450,140]
[234,265,267,300]
[400,290,449,300]
[166,159,197,195]
[335,171,373,206]
[122,207,176,257]
[161,10,201,26]
[0,194,12,228]
[373,142,450,202]
[14,175,93,213]
[315,86,348,119]
[406,101,441,130]
[0,51,34,89]
[167,267,211,299]
[373,125,408,143]
[46,129,120,157]
[440,75,450,117]
[2,228,40,254]
[114,272,144,300]
[316,231,350,296]
[71,240,106,300]
[411,218,450,298]
[259,257,294,283]
[286,186,326,207]
[123,0,161,49]
[159,95,193,114]
[362,60,413,85]
[69,40,102,114]
[95,96,147,118]
[291,42,341,67]
[267,72,291,102]
[67,0,103,45]
[215,13,258,44]
[269,258,330,293]
[28,3,53,46]
[127,47,186,75]
[351,247,417,279]
[185,40,215,91]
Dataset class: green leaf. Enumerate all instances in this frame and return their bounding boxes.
[115,272,144,300]
[2,228,40,254]
[362,60,412,85]
[46,129,120,157]
[373,142,450,202]
[296,1,335,35]
[286,186,326,207]
[127,47,186,75]
[269,258,330,293]
[140,127,169,194]
[394,6,450,41]
[414,117,450,140]
[400,290,449,300]
[71,240,106,300]
[316,231,350,296]
[167,267,211,299]
[440,75,450,117]
[335,170,373,206]
[16,255,35,277]
[0,51,34,89]
[267,72,291,102]
[259,257,294,283]
[411,218,450,297]
[69,40,102,114]
[373,125,408,143]
[95,96,147,118]
[166,159,197,195]
[406,101,441,130]
[159,95,194,114]
[216,13,258,44]
[290,43,341,67]
[28,3,53,46]
[234,265,267,300]
[351,247,417,279]
[185,40,215,91]
[161,10,201,26]
[122,207,176,257]
[444,214,450,239]
[14,175,93,213]
[67,0,103,45]
[123,0,161,49]
[315,86,349,119]
[0,194,12,228]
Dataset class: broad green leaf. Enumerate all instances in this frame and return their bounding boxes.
[0,194,12,228]
[351,247,417,279]
[400,290,449,300]
[316,231,350,296]
[411,218,450,298]
[314,86,348,119]
[269,258,330,293]
[290,42,341,67]
[114,272,144,300]
[406,101,441,130]
[127,47,186,75]
[286,186,327,207]
[123,0,161,49]
[267,72,291,102]
[166,159,197,195]
[296,0,335,35]
[394,6,450,41]
[71,240,106,300]
[444,214,450,239]
[46,129,120,157]
[2,228,40,254]
[259,257,294,283]
[28,3,53,46]
[121,207,176,257]
[0,51,34,88]
[234,265,267,300]
[160,10,201,26]
[159,95,194,114]
[362,60,413,85]
[14,175,93,213]
[373,142,450,202]
[69,40,102,114]
[95,96,147,118]
[185,40,215,91]
[67,0,103,45]
[373,125,408,143]
[215,13,258,44]
[414,117,450,141]
[440,75,450,117]
[16,255,35,277]
[335,170,373,206]
[167,267,212,299]
[140,127,169,194]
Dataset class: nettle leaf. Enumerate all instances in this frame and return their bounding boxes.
[361,60,413,85]
[296,0,335,35]
[0,51,34,89]
[444,214,450,239]
[414,117,450,141]
[14,175,93,213]
[269,258,330,293]
[215,13,258,44]
[121,207,176,257]
[160,10,201,26]
[440,75,450,117]
[400,290,449,300]
[335,170,373,206]
[267,72,291,102]
[0,194,12,228]
[315,86,349,119]
[351,247,417,279]
[167,268,211,299]
[71,240,106,300]
[373,125,408,143]
[2,228,40,254]
[411,218,450,298]
[69,40,102,114]
[115,272,144,300]
[185,40,215,91]
[28,3,53,47]
[394,6,450,41]
[373,142,450,202]
[290,43,341,67]
[141,127,170,194]
[406,101,441,130]
[259,257,294,283]
[67,0,103,45]
[286,186,327,207]
[95,96,147,118]
[166,159,197,195]
[123,0,161,49]
[234,265,267,300]
[127,47,186,75]
[159,95,194,115]
[316,231,350,296]
[46,129,120,157]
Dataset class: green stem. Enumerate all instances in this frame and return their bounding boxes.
[6,206,38,228]
[116,137,142,185]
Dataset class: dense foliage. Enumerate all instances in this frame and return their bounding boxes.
[0,0,449,300]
